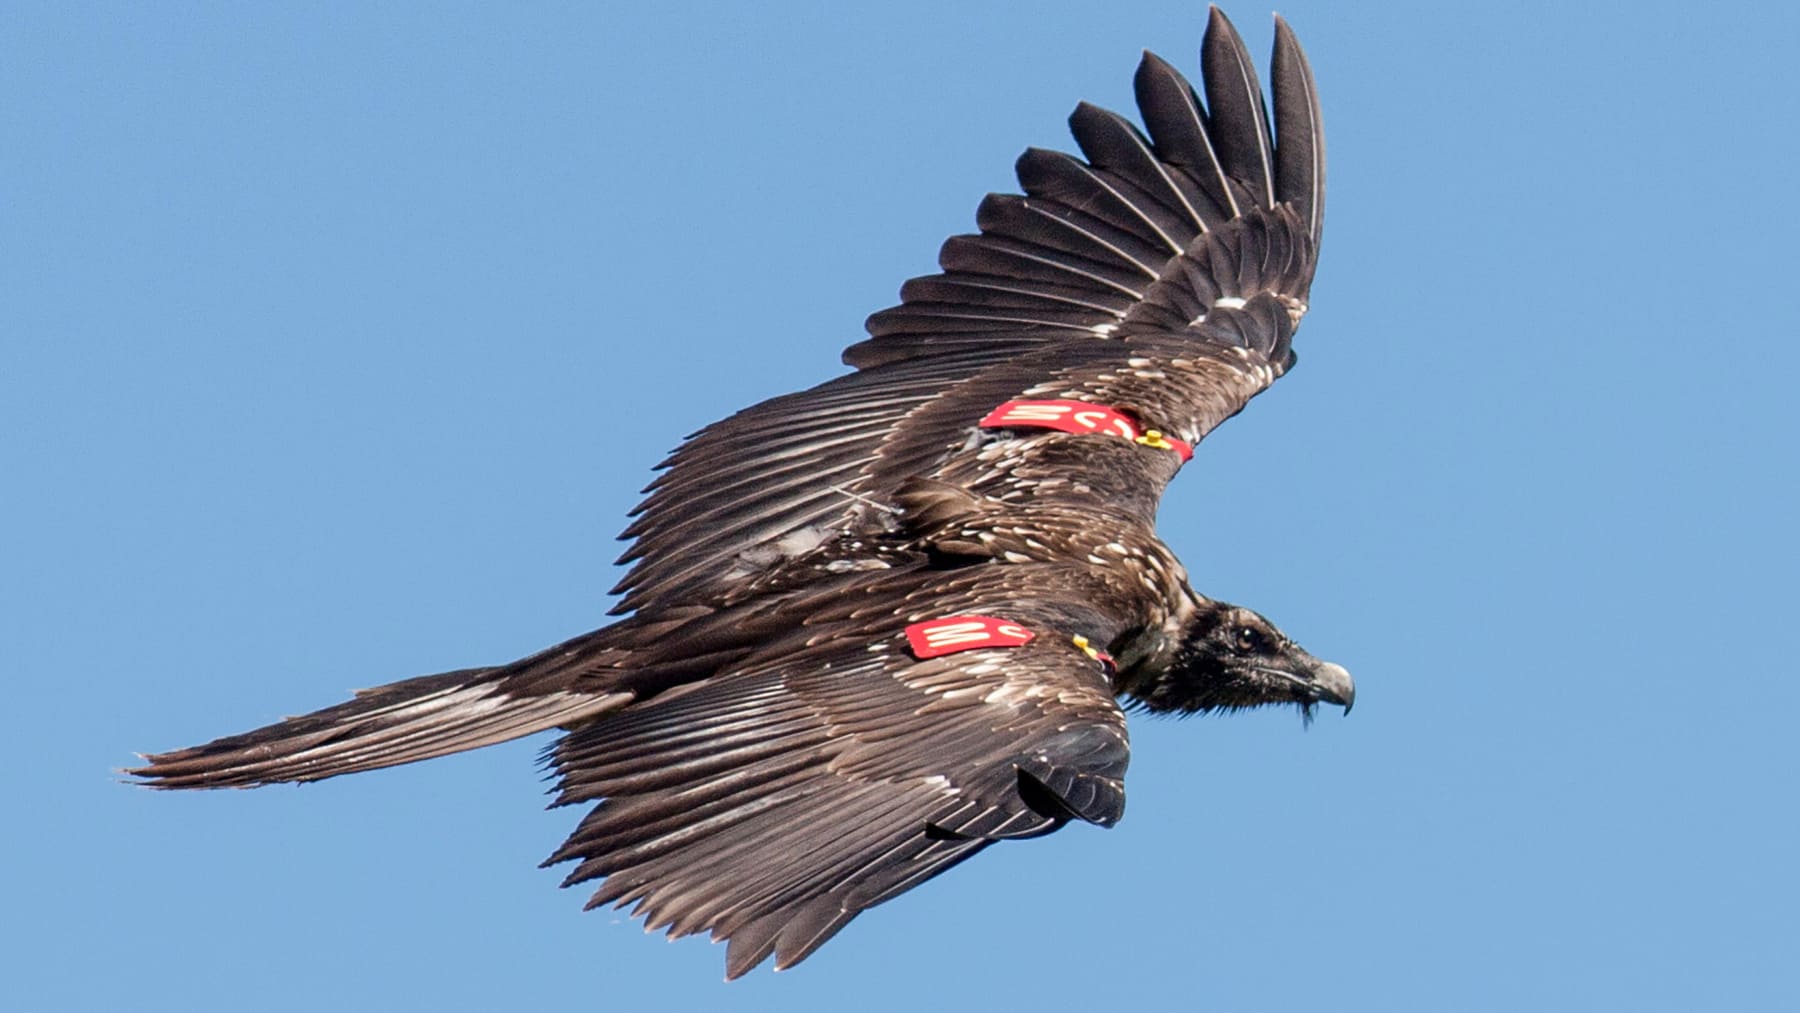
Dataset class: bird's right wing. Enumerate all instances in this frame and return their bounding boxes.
[542,590,1132,978]
[610,10,1323,615]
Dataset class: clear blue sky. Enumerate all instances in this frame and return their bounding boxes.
[5,1,1796,1009]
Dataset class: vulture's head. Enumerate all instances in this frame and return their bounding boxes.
[1128,601,1355,717]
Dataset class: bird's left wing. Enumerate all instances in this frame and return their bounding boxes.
[611,11,1323,614]
[542,602,1130,978]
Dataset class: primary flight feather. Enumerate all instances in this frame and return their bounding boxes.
[134,7,1352,978]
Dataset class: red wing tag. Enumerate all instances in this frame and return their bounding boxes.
[980,400,1138,439]
[905,616,1035,659]
[979,399,1193,462]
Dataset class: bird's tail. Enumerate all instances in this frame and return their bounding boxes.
[130,665,630,789]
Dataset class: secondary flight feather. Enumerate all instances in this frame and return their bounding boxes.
[133,8,1352,978]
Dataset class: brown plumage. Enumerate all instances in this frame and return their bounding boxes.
[133,8,1352,978]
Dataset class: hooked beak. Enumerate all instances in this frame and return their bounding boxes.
[1252,654,1356,714]
[1309,659,1355,714]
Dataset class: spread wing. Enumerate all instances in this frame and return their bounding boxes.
[541,605,1130,978]
[844,10,1322,367]
[612,10,1323,614]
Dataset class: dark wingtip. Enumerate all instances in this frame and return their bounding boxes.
[1206,5,1237,39]
[723,936,775,981]
[119,758,162,788]
[1269,9,1325,241]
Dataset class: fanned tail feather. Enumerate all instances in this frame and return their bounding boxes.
[131,666,629,788]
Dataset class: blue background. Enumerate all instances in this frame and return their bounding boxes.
[6,1,1796,1009]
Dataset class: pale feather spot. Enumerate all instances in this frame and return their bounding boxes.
[1278,294,1308,325]
[981,682,1039,706]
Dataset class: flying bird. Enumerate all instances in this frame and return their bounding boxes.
[134,7,1353,978]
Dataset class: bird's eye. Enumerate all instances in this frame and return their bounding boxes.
[1232,626,1266,654]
